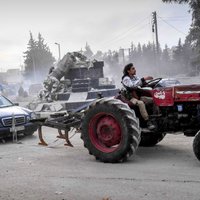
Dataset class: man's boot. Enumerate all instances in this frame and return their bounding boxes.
[146,120,156,130]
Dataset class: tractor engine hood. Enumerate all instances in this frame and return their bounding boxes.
[152,84,200,106]
[174,84,200,102]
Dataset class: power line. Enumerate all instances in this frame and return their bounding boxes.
[157,15,187,36]
[100,22,150,49]
[161,16,191,22]
[118,23,150,47]
[99,15,150,49]
[160,16,190,19]
[98,13,189,51]
[163,19,190,22]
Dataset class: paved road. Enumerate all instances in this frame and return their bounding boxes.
[0,127,199,200]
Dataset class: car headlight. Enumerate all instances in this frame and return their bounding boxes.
[30,112,37,119]
[27,116,31,122]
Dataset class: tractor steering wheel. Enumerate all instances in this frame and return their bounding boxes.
[144,78,162,88]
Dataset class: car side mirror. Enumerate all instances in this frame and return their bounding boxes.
[14,103,19,106]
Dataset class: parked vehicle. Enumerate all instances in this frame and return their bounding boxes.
[0,95,38,138]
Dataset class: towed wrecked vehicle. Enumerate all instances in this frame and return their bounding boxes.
[0,95,38,138]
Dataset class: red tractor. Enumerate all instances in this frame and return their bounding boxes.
[80,78,200,163]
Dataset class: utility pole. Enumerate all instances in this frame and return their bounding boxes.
[152,11,159,55]
[152,11,160,75]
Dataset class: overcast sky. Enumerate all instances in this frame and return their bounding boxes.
[0,0,191,70]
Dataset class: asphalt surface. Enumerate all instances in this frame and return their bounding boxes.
[0,127,200,200]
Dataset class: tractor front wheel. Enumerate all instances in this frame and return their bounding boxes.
[81,98,141,163]
[193,130,200,161]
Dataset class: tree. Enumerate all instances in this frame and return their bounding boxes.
[162,44,170,64]
[182,40,193,74]
[94,50,103,60]
[23,32,55,82]
[171,38,185,74]
[172,38,183,62]
[112,51,119,65]
[186,1,200,72]
[36,33,55,77]
[23,32,37,81]
[84,42,93,59]
[142,42,156,66]
[162,0,200,73]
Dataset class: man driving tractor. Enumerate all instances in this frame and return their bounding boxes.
[121,63,155,130]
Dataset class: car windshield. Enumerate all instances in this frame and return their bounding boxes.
[0,95,14,108]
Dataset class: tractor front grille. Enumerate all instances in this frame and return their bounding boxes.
[2,116,25,127]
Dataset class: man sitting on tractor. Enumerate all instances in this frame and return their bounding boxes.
[121,63,155,130]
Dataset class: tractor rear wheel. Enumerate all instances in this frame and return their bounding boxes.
[139,131,166,147]
[193,131,200,161]
[81,98,141,163]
